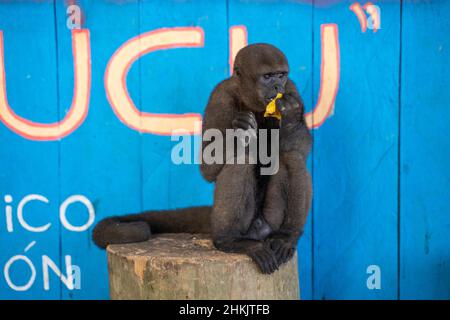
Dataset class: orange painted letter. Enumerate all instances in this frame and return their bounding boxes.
[0,29,91,140]
[305,24,340,129]
[105,27,204,135]
[229,25,248,75]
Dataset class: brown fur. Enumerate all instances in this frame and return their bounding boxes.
[92,43,312,274]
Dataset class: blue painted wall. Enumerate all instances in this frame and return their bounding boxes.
[0,0,449,300]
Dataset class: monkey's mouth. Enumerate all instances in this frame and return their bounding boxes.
[265,92,283,105]
[265,95,277,104]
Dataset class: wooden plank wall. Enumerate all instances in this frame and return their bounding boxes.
[0,0,449,300]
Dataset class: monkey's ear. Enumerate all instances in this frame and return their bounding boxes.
[234,67,241,77]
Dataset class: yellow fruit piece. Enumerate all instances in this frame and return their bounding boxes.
[264,93,283,120]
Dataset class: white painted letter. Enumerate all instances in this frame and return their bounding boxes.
[4,194,13,232]
[60,195,95,232]
[4,255,36,291]
[42,255,75,290]
[17,194,51,233]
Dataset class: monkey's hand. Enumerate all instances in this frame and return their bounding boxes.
[248,244,279,274]
[231,111,257,149]
[265,233,297,265]
[232,111,257,131]
[276,94,302,135]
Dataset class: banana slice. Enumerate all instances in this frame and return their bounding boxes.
[264,93,283,120]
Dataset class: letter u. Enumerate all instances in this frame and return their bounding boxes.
[0,29,91,140]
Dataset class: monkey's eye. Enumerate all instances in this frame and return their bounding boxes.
[263,74,272,80]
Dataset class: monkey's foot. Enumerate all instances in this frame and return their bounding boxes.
[266,238,296,265]
[248,246,279,274]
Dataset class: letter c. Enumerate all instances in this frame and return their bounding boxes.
[105,27,204,135]
[17,194,51,233]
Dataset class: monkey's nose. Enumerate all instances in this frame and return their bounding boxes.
[274,85,284,94]
[268,94,277,101]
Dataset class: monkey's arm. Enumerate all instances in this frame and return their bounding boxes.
[199,82,235,182]
[200,82,257,182]
[266,153,312,265]
[266,134,312,264]
[266,80,313,264]
[277,80,312,157]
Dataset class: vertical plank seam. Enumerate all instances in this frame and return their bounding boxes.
[311,0,315,300]
[52,0,63,300]
[226,0,230,75]
[138,0,144,215]
[397,0,403,301]
[166,1,171,209]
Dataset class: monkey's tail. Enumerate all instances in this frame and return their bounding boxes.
[92,206,212,249]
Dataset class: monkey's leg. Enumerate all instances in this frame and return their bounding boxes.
[211,161,279,274]
[264,153,312,265]
[261,162,293,264]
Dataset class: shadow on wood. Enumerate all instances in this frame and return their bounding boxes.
[107,233,300,300]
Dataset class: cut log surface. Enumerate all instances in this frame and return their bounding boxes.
[107,233,300,300]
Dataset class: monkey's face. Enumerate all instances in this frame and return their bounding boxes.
[234,43,290,113]
[256,71,288,108]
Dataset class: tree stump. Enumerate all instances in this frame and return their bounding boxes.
[107,233,300,300]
